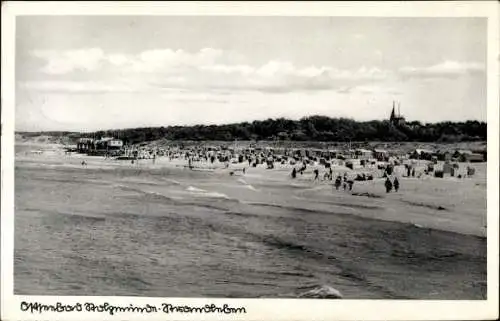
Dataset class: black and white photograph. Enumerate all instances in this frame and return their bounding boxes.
[2,2,499,321]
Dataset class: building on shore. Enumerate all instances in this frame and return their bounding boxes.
[77,136,123,156]
[77,138,94,153]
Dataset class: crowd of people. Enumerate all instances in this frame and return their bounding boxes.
[77,144,479,195]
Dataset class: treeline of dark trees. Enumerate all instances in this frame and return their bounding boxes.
[19,116,487,145]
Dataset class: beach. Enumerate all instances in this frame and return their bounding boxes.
[14,142,487,299]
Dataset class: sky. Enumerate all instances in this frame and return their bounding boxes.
[15,16,487,131]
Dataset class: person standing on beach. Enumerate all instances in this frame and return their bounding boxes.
[291,167,297,179]
[385,177,393,193]
[335,176,342,190]
[394,177,400,192]
[313,168,319,181]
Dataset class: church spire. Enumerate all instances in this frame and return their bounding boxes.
[390,101,396,121]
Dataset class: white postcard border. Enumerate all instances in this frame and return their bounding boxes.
[2,2,499,321]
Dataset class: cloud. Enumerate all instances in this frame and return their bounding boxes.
[127,51,393,92]
[398,60,485,79]
[131,48,224,73]
[107,53,129,66]
[28,48,484,95]
[32,48,105,74]
[29,47,396,93]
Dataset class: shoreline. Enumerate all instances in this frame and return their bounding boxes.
[15,152,487,238]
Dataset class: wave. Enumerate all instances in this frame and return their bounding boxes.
[296,284,343,299]
[401,200,447,211]
[120,179,162,187]
[237,178,258,191]
[268,284,343,299]
[253,235,407,298]
[244,202,350,217]
[186,186,207,193]
[113,183,134,190]
[186,186,230,199]
[162,178,181,185]
[21,207,108,222]
[223,211,263,219]
[202,192,230,199]
[114,184,180,202]
[262,236,310,253]
[114,183,238,211]
[30,176,105,186]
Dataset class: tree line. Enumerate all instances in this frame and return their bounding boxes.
[19,116,487,145]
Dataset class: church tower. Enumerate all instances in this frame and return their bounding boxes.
[390,101,396,123]
[389,101,405,126]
